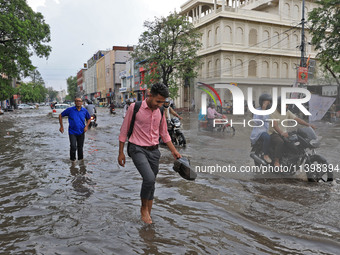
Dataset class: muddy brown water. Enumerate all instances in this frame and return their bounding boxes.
[1,106,340,254]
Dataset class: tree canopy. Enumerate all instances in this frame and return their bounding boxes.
[16,82,47,103]
[66,76,77,100]
[308,0,340,86]
[132,11,202,98]
[0,0,52,100]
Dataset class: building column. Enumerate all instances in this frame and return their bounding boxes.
[199,5,202,21]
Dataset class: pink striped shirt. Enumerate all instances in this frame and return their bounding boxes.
[119,100,171,146]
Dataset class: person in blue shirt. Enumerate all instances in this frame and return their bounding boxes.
[59,97,91,161]
[250,94,272,164]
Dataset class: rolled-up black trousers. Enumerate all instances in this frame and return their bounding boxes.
[128,143,161,200]
[270,133,284,160]
[69,133,85,161]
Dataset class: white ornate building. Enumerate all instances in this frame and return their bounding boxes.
[180,0,319,108]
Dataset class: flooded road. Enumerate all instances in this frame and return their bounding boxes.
[1,106,340,254]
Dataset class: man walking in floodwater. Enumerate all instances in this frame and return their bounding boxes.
[118,83,181,224]
[59,97,91,161]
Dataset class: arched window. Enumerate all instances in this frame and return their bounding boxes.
[284,3,290,18]
[225,25,232,43]
[248,60,257,77]
[262,61,269,77]
[224,26,233,43]
[201,32,205,48]
[200,63,205,78]
[283,63,289,78]
[283,33,290,48]
[224,58,232,76]
[207,30,212,47]
[293,5,300,19]
[293,34,299,49]
[249,29,257,46]
[236,59,243,76]
[262,30,270,47]
[207,61,212,77]
[273,62,279,77]
[236,27,244,44]
[215,59,221,77]
[273,32,279,48]
[215,26,220,45]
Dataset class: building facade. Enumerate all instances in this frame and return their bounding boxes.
[180,0,319,109]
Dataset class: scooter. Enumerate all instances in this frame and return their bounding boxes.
[250,127,333,182]
[159,117,186,147]
[88,114,97,129]
[110,107,116,115]
[214,115,235,135]
[169,117,186,146]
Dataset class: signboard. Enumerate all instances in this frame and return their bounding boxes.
[308,94,336,122]
[94,92,101,98]
[298,67,308,83]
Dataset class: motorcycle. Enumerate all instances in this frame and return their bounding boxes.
[199,115,235,135]
[250,127,333,182]
[214,115,235,135]
[160,117,186,147]
[169,117,186,146]
[88,114,97,129]
[110,107,116,115]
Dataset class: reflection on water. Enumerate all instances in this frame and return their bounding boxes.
[70,161,95,198]
[0,107,340,254]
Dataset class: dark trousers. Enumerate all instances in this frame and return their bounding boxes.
[270,133,284,160]
[128,143,161,200]
[207,118,214,131]
[69,133,85,161]
[258,132,271,155]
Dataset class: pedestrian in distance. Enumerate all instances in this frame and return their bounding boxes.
[118,83,181,224]
[59,97,91,161]
[123,98,133,118]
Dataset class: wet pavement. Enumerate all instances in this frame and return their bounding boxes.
[1,106,340,254]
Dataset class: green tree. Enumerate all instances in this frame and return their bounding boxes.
[47,87,58,102]
[308,0,340,100]
[66,76,77,100]
[16,82,47,103]
[0,0,51,100]
[132,11,202,99]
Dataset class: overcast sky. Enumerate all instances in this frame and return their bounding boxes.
[26,0,186,91]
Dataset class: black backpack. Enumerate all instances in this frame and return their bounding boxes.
[127,101,164,156]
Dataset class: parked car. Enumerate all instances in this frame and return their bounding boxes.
[18,104,34,109]
[52,104,70,118]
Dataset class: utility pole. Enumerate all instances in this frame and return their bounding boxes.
[300,0,305,68]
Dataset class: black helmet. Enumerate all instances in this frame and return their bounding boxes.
[164,98,170,108]
[259,94,272,107]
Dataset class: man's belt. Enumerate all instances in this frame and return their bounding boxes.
[138,144,159,151]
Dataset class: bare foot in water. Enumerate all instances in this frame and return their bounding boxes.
[141,207,152,224]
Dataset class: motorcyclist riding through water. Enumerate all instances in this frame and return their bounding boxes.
[249,94,272,164]
[161,98,186,146]
[250,95,332,182]
[268,96,316,167]
[85,100,97,127]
